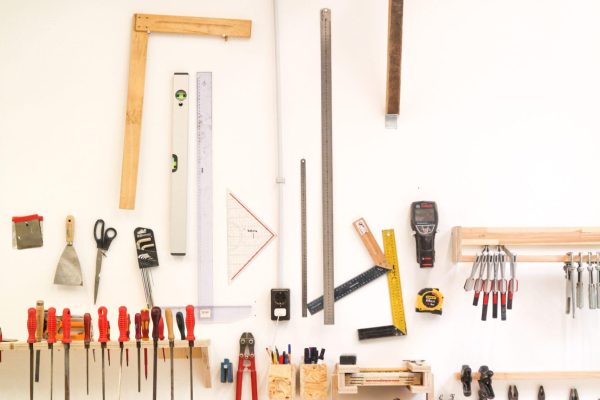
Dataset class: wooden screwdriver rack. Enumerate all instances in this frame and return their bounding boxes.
[452,227,600,263]
[454,370,600,381]
[0,339,211,387]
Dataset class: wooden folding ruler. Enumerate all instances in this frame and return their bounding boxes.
[358,229,407,340]
[385,0,404,129]
[119,13,252,209]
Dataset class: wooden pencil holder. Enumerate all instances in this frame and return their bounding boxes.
[300,364,328,400]
[268,364,296,400]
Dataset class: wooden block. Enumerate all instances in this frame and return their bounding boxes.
[135,14,252,37]
[455,371,600,381]
[268,364,296,400]
[385,0,403,117]
[300,364,328,400]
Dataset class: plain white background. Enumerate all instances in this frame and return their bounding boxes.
[2,0,600,399]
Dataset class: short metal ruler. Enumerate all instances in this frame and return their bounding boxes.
[321,7,335,325]
[358,229,407,340]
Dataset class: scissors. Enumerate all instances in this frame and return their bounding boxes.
[93,219,117,304]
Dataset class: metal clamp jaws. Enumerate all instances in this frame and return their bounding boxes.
[239,332,255,360]
[236,332,257,400]
[460,365,472,397]
[477,366,494,400]
[508,385,518,400]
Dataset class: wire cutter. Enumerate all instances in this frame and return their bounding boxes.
[538,386,545,400]
[508,385,518,400]
[569,388,579,400]
[235,332,257,400]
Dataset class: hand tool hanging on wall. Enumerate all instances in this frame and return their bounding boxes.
[478,366,494,400]
[320,7,335,326]
[576,252,584,309]
[27,308,36,400]
[508,385,518,400]
[492,252,499,318]
[141,308,150,381]
[159,316,165,362]
[83,313,91,395]
[410,201,438,268]
[460,365,472,397]
[151,307,161,400]
[416,288,444,315]
[165,308,175,399]
[569,388,579,400]
[170,73,189,256]
[134,227,158,307]
[62,308,72,400]
[98,307,108,400]
[472,248,488,306]
[505,247,518,309]
[54,216,83,286]
[587,252,597,309]
[34,300,44,383]
[564,252,576,318]
[300,159,308,317]
[385,0,403,129]
[538,386,545,400]
[221,359,233,383]
[13,214,43,249]
[134,312,142,392]
[481,253,493,321]
[117,306,129,399]
[47,308,57,400]
[498,250,508,320]
[236,332,257,400]
[93,219,117,304]
[186,305,196,399]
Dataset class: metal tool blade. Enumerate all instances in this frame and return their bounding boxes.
[189,347,193,400]
[118,348,123,400]
[170,343,174,399]
[86,348,89,395]
[50,347,54,400]
[101,348,106,400]
[152,343,158,400]
[54,245,83,286]
[301,159,307,317]
[94,249,103,304]
[64,346,70,400]
[29,346,34,400]
[137,343,141,392]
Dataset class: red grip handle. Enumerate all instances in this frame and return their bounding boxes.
[134,313,141,340]
[84,313,91,344]
[151,307,161,341]
[126,313,131,340]
[27,308,36,344]
[47,308,57,345]
[185,305,195,342]
[141,309,149,339]
[62,308,72,344]
[158,317,164,341]
[118,306,128,343]
[98,306,108,343]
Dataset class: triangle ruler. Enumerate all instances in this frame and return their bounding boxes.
[227,192,276,280]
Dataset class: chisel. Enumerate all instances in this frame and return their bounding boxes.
[141,308,150,380]
[47,308,57,400]
[34,300,44,382]
[27,307,36,400]
[117,306,128,399]
[62,308,72,400]
[159,316,165,362]
[98,307,108,400]
[134,313,142,392]
[83,313,91,395]
[186,305,196,399]
[165,308,175,400]
[151,307,161,400]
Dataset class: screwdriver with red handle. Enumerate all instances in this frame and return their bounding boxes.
[141,308,150,381]
[62,308,72,400]
[27,307,36,400]
[117,306,128,399]
[107,320,111,366]
[159,316,165,362]
[83,313,92,395]
[98,306,109,400]
[126,313,131,367]
[47,308,57,400]
[151,307,161,400]
[186,305,196,400]
[135,313,142,392]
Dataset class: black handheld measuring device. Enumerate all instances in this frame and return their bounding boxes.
[410,201,438,268]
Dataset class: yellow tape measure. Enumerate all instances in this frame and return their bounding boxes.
[383,229,407,334]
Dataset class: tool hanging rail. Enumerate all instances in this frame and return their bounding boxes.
[454,371,600,380]
[452,227,600,263]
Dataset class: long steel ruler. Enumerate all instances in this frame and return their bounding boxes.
[320,8,335,325]
[385,0,404,129]
[307,266,388,314]
[358,229,407,340]
[170,73,189,255]
[301,159,308,317]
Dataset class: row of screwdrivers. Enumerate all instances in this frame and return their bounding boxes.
[25,305,196,400]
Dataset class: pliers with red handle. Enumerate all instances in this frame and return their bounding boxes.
[235,332,257,400]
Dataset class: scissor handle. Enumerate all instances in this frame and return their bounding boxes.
[103,228,117,250]
[94,219,117,250]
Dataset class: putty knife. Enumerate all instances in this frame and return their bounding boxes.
[54,215,83,286]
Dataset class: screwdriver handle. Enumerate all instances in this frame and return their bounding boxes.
[27,308,36,344]
[185,305,195,342]
[134,313,141,341]
[83,313,91,344]
[98,306,108,343]
[165,308,174,342]
[35,300,44,342]
[158,317,165,341]
[127,313,131,340]
[62,308,72,344]
[47,308,57,345]
[141,309,150,340]
[176,312,186,340]
[151,307,161,341]
[118,306,128,343]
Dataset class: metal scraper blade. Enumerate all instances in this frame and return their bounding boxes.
[54,245,83,286]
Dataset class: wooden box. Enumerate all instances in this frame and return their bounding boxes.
[268,364,296,400]
[300,364,328,400]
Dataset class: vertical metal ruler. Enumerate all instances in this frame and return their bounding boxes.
[300,159,307,317]
[320,8,335,325]
[385,0,404,129]
[357,229,407,340]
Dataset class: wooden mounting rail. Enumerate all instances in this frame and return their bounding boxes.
[455,371,600,381]
[119,13,252,209]
[452,227,600,263]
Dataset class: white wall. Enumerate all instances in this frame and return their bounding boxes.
[2,0,600,399]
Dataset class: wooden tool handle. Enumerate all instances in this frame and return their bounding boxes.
[35,300,44,341]
[165,308,174,342]
[66,215,75,244]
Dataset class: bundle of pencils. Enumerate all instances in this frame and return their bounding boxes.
[266,344,292,364]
